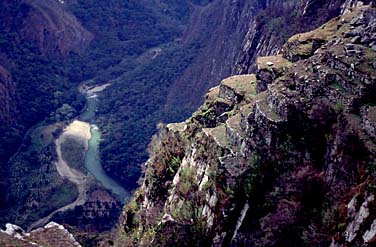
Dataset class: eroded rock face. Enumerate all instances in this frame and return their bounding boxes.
[344,194,374,243]
[166,0,352,112]
[118,5,376,247]
[233,0,374,75]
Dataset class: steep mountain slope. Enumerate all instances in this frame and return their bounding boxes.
[0,0,92,163]
[0,66,20,153]
[22,0,93,56]
[166,0,365,112]
[90,0,220,190]
[118,4,376,246]
[1,0,93,57]
[0,0,93,226]
[0,66,18,126]
[94,0,361,193]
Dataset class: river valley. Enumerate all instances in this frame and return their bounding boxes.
[79,83,128,201]
[26,83,129,231]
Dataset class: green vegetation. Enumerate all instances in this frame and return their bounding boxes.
[335,102,344,112]
[201,175,215,191]
[0,0,214,232]
[51,104,77,122]
[167,156,182,175]
[0,0,207,229]
[243,154,262,197]
[44,182,78,215]
[0,125,78,228]
[98,42,203,189]
[176,167,196,196]
[145,127,185,199]
[0,29,84,163]
[0,2,84,209]
[64,0,197,83]
[331,81,347,93]
[55,0,207,191]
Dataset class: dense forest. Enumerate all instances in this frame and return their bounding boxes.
[97,42,203,189]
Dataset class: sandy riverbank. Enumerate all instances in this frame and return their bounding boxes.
[86,83,111,95]
[28,120,92,231]
[55,120,90,183]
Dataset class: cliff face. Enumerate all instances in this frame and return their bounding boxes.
[166,0,364,112]
[118,4,376,246]
[233,0,346,74]
[165,0,256,111]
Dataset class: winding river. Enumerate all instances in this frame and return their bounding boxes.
[27,83,128,231]
[80,84,129,202]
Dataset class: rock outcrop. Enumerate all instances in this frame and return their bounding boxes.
[233,0,374,75]
[0,222,80,247]
[118,5,376,246]
[166,0,365,113]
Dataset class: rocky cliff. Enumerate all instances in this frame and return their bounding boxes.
[166,0,369,112]
[0,222,81,247]
[118,4,376,246]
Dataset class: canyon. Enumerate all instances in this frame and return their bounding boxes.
[0,0,375,246]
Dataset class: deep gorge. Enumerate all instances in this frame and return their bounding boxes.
[0,0,375,246]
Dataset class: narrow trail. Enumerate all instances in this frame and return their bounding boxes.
[27,121,92,232]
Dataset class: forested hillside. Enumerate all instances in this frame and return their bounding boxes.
[0,0,90,220]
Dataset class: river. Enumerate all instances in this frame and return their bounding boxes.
[80,84,129,202]
[27,84,128,231]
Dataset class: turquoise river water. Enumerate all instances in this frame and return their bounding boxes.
[80,93,128,202]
